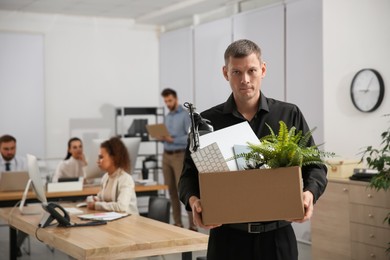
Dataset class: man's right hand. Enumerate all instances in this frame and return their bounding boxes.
[189,196,221,230]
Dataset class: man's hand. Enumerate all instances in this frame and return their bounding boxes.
[291,191,314,223]
[189,196,221,229]
[156,135,173,143]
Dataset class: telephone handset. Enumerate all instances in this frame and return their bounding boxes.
[40,202,71,227]
[40,202,107,228]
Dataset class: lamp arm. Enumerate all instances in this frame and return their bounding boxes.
[184,102,200,152]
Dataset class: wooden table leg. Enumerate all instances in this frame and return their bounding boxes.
[10,226,17,260]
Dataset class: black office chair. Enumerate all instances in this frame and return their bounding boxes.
[147,196,171,260]
[147,196,171,224]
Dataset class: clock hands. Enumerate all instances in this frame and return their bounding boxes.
[358,75,374,93]
[364,75,374,93]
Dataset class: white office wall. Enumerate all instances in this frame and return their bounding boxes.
[0,11,159,159]
[323,0,390,159]
[0,32,45,158]
[194,18,233,112]
[286,0,324,145]
[159,27,194,107]
[233,3,285,101]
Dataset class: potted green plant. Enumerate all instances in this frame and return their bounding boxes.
[232,121,335,169]
[359,115,390,253]
[359,116,390,191]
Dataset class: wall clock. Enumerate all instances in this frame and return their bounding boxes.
[350,68,385,112]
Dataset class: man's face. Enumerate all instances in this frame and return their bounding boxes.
[223,53,266,103]
[0,141,16,161]
[163,94,178,112]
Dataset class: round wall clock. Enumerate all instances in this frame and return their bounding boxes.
[350,68,385,112]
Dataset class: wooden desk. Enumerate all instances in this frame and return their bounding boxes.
[0,184,168,207]
[0,205,208,260]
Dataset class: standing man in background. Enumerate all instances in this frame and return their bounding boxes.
[157,88,197,231]
[0,134,28,257]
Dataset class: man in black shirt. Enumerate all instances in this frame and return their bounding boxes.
[179,39,327,259]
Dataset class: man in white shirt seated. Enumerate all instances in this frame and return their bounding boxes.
[0,134,28,257]
[0,134,27,174]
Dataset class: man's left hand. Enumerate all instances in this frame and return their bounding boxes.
[291,191,314,223]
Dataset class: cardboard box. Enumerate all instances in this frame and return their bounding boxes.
[199,166,304,225]
[326,159,362,179]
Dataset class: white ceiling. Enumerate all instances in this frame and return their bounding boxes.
[0,0,250,26]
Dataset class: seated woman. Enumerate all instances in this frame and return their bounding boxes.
[52,137,87,182]
[87,137,139,215]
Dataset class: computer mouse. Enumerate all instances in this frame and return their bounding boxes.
[76,202,87,208]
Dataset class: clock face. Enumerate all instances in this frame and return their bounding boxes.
[350,69,385,112]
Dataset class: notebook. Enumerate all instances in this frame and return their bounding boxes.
[145,124,171,138]
[0,171,30,192]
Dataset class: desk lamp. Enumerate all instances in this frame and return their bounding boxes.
[183,102,213,153]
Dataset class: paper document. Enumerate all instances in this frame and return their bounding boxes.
[199,121,260,171]
[78,212,129,221]
[145,124,170,138]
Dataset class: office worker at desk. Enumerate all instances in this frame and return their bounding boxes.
[179,39,328,260]
[0,134,28,257]
[87,137,139,215]
[0,134,27,174]
[52,137,87,182]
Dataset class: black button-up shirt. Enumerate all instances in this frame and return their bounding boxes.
[179,92,327,211]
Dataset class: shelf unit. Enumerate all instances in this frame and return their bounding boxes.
[115,107,165,183]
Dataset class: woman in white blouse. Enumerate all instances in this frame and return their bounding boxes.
[87,137,138,215]
[52,137,87,182]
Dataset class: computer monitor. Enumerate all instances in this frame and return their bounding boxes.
[85,137,141,180]
[85,138,105,180]
[19,154,48,215]
[121,137,141,175]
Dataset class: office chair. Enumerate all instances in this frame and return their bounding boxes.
[147,196,171,224]
[147,196,171,260]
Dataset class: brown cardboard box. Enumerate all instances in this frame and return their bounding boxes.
[326,159,362,179]
[198,166,304,225]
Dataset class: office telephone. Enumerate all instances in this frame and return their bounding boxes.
[40,202,107,228]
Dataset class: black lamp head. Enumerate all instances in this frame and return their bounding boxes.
[184,102,213,152]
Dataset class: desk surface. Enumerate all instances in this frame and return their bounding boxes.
[0,205,208,260]
[0,184,168,202]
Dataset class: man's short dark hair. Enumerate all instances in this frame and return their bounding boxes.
[224,39,262,65]
[0,135,16,145]
[161,88,177,98]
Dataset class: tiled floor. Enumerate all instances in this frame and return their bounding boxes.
[0,217,312,260]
